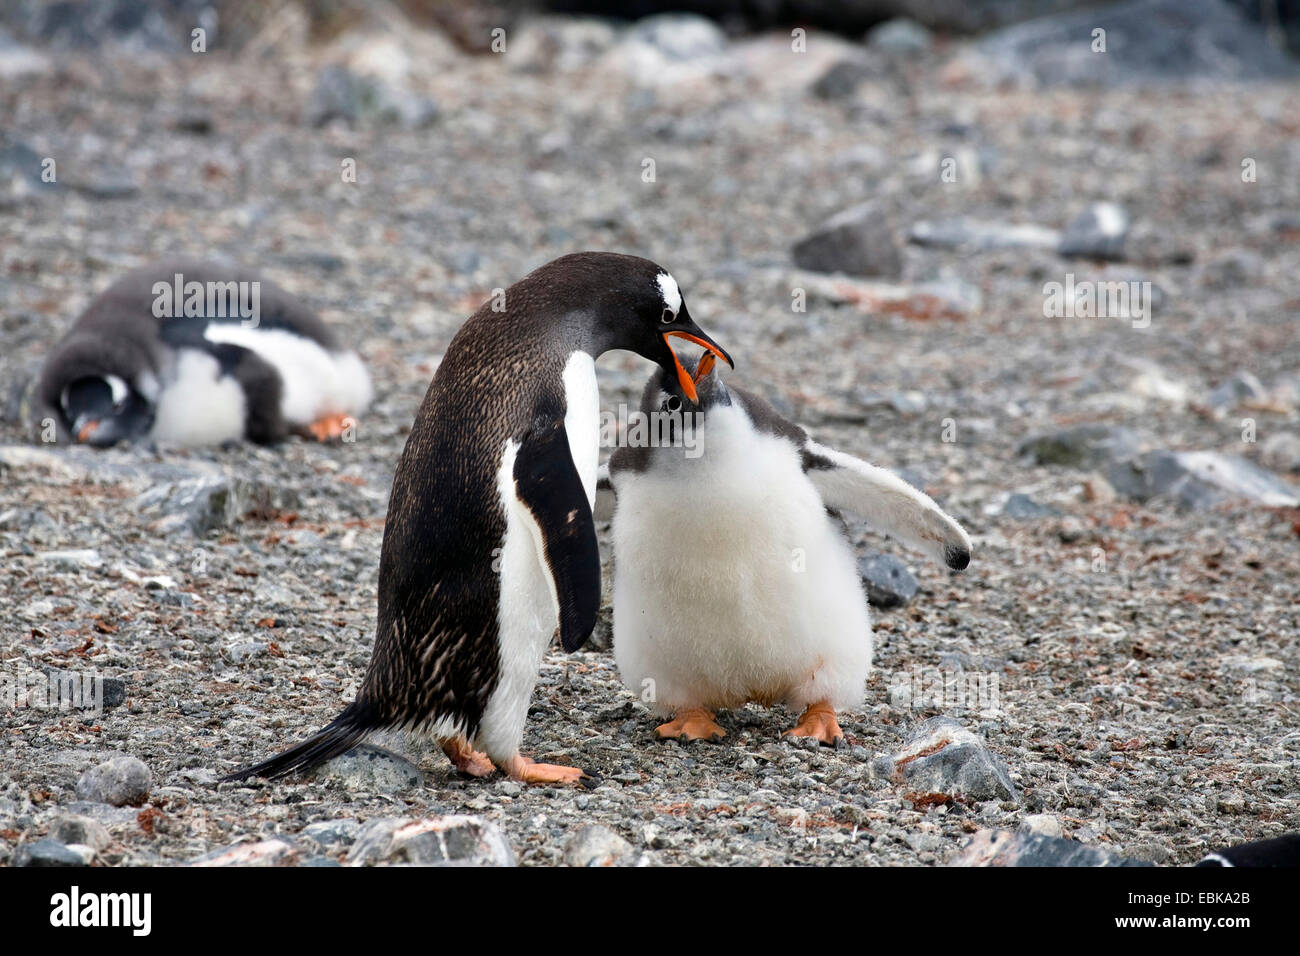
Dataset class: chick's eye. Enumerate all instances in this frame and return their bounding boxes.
[660,308,674,323]
[665,395,682,412]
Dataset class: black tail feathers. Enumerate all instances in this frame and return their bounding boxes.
[221,702,378,783]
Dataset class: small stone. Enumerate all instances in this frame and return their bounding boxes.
[44,668,127,712]
[893,717,1018,802]
[191,838,298,867]
[999,493,1060,519]
[37,548,102,569]
[792,202,902,279]
[1201,249,1264,290]
[866,18,934,55]
[14,838,85,867]
[75,755,152,807]
[564,825,639,867]
[1019,813,1063,838]
[809,57,885,101]
[301,819,361,847]
[51,814,111,851]
[623,13,726,62]
[909,218,1059,252]
[952,829,1148,866]
[1056,517,1085,543]
[347,815,516,867]
[1260,433,1300,474]
[1058,202,1129,261]
[1206,371,1266,412]
[858,552,918,608]
[1018,425,1143,469]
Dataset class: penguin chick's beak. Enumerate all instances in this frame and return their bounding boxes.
[76,419,101,443]
[663,331,733,404]
[693,351,717,385]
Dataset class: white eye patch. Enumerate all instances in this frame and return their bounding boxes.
[106,374,129,406]
[656,272,681,317]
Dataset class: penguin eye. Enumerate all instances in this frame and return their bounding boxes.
[660,308,674,324]
[665,395,682,413]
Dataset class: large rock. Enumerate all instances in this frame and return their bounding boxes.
[348,815,516,867]
[892,717,1018,802]
[952,829,1149,866]
[75,755,152,807]
[977,0,1300,87]
[134,473,299,535]
[1106,450,1300,509]
[792,203,902,278]
[312,745,423,794]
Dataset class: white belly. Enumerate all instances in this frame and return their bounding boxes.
[201,324,373,426]
[149,349,247,445]
[611,408,872,714]
[475,350,600,758]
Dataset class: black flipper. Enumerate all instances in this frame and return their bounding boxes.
[220,699,378,782]
[513,415,601,653]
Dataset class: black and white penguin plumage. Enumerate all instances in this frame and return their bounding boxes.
[608,355,971,745]
[35,257,372,446]
[1196,834,1300,867]
[225,252,733,786]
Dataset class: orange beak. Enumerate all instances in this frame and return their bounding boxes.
[663,331,732,404]
[77,420,101,442]
[693,351,717,385]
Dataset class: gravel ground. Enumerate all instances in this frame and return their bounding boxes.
[1,11,1298,867]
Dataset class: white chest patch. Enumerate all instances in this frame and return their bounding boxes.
[561,351,600,507]
[201,324,373,426]
[149,349,247,445]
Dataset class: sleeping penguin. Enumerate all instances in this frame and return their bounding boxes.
[608,354,972,745]
[34,257,373,446]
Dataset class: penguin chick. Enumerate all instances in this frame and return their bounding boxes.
[35,257,372,446]
[224,252,733,787]
[609,354,972,746]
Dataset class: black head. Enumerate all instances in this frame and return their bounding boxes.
[60,374,153,446]
[539,252,733,403]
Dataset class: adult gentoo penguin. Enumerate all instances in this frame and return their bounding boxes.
[609,355,971,745]
[35,257,372,446]
[225,252,733,786]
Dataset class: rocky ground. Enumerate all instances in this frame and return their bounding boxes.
[1,4,1298,866]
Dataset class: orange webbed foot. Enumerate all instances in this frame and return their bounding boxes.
[783,701,843,746]
[501,754,594,788]
[304,412,352,441]
[442,737,495,778]
[654,708,726,743]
